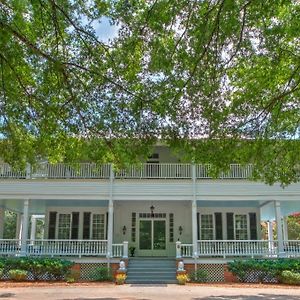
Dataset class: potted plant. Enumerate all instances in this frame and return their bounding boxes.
[115,272,127,285]
[129,246,135,257]
[176,273,188,285]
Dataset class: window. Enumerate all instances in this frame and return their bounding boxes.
[58,214,71,239]
[200,214,214,240]
[169,213,174,242]
[235,214,248,240]
[92,214,105,240]
[131,212,136,242]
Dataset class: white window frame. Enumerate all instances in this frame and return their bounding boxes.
[200,214,215,240]
[90,213,106,240]
[56,213,71,240]
[234,214,249,240]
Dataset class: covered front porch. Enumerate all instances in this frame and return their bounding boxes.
[1,198,300,260]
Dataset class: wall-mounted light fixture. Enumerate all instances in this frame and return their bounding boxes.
[179,226,183,235]
[122,225,127,235]
[150,205,155,217]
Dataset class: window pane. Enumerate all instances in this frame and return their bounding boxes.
[201,214,214,240]
[58,214,71,239]
[235,214,248,240]
[92,214,105,240]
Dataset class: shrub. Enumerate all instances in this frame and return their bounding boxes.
[9,269,28,281]
[42,258,74,280]
[189,269,208,283]
[228,259,300,283]
[90,266,113,281]
[1,257,74,281]
[65,269,81,283]
[281,271,300,285]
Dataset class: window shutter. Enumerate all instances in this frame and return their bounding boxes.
[48,212,57,239]
[106,212,109,239]
[197,212,200,240]
[226,213,234,240]
[71,212,79,239]
[215,213,223,240]
[83,212,91,240]
[249,213,257,240]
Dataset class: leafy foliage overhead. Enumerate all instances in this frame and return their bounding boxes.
[0,0,299,184]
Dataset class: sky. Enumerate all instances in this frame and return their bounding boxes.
[92,17,120,43]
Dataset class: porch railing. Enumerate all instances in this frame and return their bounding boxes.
[0,163,254,180]
[0,239,21,255]
[26,240,108,257]
[0,239,127,258]
[179,240,300,258]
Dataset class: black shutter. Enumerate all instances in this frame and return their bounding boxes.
[249,213,257,240]
[215,213,223,240]
[106,212,109,239]
[48,212,57,239]
[71,212,79,239]
[83,212,91,240]
[197,212,200,240]
[226,213,234,240]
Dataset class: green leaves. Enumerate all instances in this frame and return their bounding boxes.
[0,0,299,184]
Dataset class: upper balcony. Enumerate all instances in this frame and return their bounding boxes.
[0,162,254,180]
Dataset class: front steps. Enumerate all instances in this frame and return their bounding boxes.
[126,258,177,284]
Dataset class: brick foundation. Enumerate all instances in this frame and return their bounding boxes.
[224,265,238,282]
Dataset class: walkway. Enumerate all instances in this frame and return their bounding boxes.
[1,284,300,300]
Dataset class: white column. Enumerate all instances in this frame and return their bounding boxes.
[15,213,22,239]
[191,164,198,258]
[176,240,182,258]
[123,241,128,258]
[107,164,114,258]
[0,207,4,238]
[267,220,274,254]
[20,199,30,256]
[30,215,37,241]
[283,216,289,241]
[274,201,284,256]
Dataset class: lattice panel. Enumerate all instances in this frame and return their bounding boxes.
[242,271,277,283]
[79,263,108,280]
[197,264,225,282]
[0,270,60,281]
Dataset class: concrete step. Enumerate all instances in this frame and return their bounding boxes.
[126,258,177,284]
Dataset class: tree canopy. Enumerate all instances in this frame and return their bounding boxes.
[0,0,299,184]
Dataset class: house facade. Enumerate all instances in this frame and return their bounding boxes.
[1,145,300,265]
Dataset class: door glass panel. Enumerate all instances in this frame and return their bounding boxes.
[153,220,166,250]
[139,220,152,249]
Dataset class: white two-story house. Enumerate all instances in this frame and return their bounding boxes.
[1,145,300,281]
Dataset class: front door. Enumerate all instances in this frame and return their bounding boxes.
[138,219,167,256]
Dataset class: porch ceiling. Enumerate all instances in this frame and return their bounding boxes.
[197,200,260,207]
[260,201,300,220]
[0,199,109,214]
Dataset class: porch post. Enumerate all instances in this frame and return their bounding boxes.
[107,164,114,258]
[0,207,4,238]
[16,213,22,239]
[282,216,289,241]
[191,164,198,258]
[30,215,37,241]
[274,201,284,256]
[267,220,274,254]
[20,199,30,256]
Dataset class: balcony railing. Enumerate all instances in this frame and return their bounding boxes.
[0,239,127,258]
[0,163,254,180]
[179,240,300,258]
